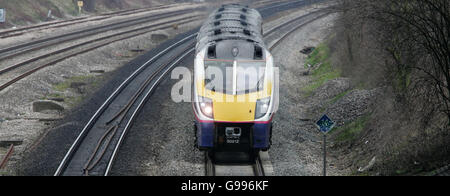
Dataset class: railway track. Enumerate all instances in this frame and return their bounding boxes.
[202,7,331,176]
[54,33,197,176]
[259,0,326,18]
[0,0,290,40]
[0,7,205,92]
[0,14,203,92]
[50,0,331,176]
[0,8,200,61]
[205,152,265,176]
[268,12,331,51]
[253,0,293,8]
[0,3,192,39]
[0,0,283,40]
[0,0,325,93]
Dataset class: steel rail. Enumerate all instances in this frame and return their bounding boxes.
[0,17,88,37]
[0,16,201,92]
[205,152,216,176]
[253,0,293,8]
[108,1,326,176]
[252,155,265,176]
[0,8,198,60]
[54,33,197,176]
[263,9,327,36]
[204,152,265,176]
[83,42,195,175]
[104,48,195,176]
[56,0,328,176]
[259,0,308,12]
[269,12,331,51]
[202,4,331,177]
[83,45,194,175]
[0,14,202,76]
[0,1,320,92]
[0,3,189,38]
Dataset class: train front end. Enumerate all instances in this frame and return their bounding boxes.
[193,53,275,152]
[193,4,276,153]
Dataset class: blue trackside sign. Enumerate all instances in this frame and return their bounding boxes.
[316,114,335,133]
[0,9,5,23]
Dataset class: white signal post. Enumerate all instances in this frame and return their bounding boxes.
[0,9,5,23]
[78,1,84,15]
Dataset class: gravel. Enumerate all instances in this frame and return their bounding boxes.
[268,13,343,176]
[110,2,339,176]
[0,12,203,175]
[109,54,204,176]
[325,88,381,126]
[267,11,380,176]
[7,1,356,176]
[311,78,351,102]
[0,3,202,48]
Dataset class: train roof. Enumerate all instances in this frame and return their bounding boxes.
[196,4,266,61]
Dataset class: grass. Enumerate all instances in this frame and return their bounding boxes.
[53,75,93,92]
[0,170,11,176]
[48,0,78,16]
[40,92,63,100]
[333,114,370,142]
[302,43,341,96]
[48,92,63,98]
[330,90,351,105]
[304,43,329,68]
[318,89,353,114]
[51,74,97,106]
[394,71,412,92]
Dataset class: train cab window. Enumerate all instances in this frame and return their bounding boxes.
[204,61,233,94]
[236,61,266,94]
[204,60,266,95]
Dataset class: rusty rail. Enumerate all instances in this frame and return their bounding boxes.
[0,144,14,170]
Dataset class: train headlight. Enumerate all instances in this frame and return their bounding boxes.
[255,97,270,119]
[199,96,213,118]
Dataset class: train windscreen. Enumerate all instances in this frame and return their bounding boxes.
[204,60,266,95]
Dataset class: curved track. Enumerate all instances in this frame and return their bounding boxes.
[0,0,324,93]
[54,34,197,176]
[50,0,331,176]
[0,15,203,92]
[202,7,331,176]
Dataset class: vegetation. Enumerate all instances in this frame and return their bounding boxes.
[53,75,91,91]
[302,43,341,96]
[304,43,329,68]
[330,0,450,175]
[333,114,370,142]
[329,90,351,105]
[51,74,97,106]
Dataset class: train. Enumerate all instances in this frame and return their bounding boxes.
[192,4,276,155]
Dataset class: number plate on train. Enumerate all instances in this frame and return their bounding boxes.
[225,127,241,144]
